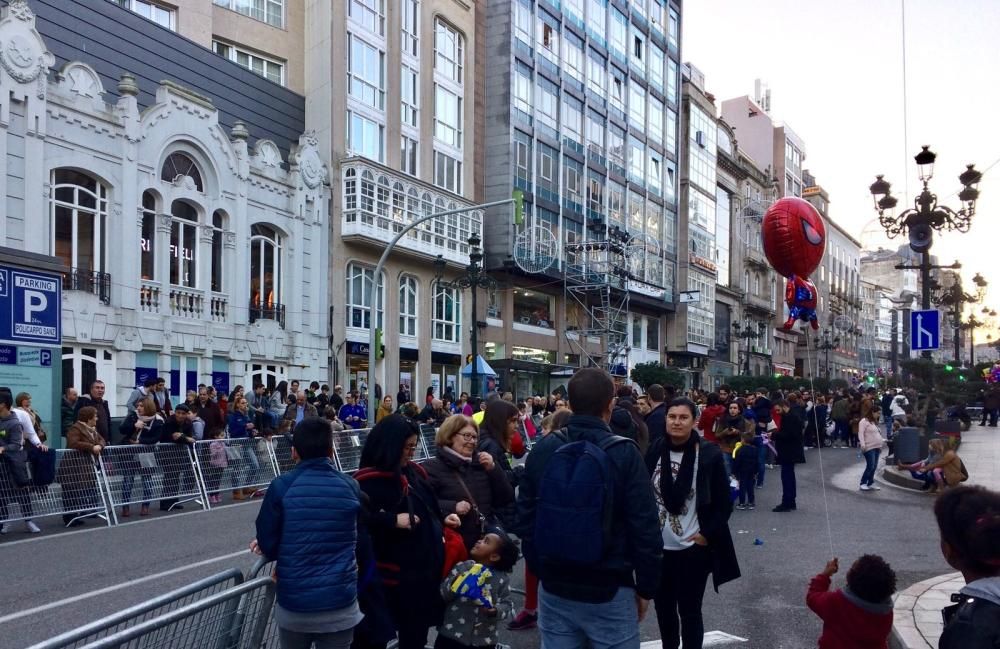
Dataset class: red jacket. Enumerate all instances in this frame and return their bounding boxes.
[697,405,726,442]
[807,574,893,649]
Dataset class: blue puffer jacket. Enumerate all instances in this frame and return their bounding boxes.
[255,457,361,613]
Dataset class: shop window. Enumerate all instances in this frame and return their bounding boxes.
[169,200,198,288]
[513,289,553,328]
[250,223,283,310]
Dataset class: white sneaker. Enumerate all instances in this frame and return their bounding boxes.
[869,485,882,491]
[860,484,872,491]
[24,520,41,534]
[0,523,8,535]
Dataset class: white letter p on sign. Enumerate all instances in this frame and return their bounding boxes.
[24,290,47,321]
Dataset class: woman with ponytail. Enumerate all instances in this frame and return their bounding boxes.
[934,485,1000,649]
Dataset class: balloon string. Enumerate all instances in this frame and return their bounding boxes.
[804,332,837,558]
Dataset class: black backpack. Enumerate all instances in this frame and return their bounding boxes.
[940,593,1000,649]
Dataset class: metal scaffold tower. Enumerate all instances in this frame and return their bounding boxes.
[563,225,632,374]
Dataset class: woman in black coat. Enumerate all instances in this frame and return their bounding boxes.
[423,414,514,550]
[475,399,520,527]
[355,415,461,649]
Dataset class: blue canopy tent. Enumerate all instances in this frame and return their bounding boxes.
[461,355,498,377]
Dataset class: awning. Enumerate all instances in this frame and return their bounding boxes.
[461,355,497,377]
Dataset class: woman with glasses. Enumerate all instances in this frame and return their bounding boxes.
[355,415,461,649]
[424,414,514,551]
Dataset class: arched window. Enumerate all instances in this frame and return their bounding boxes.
[161,152,204,191]
[140,191,157,280]
[753,273,760,295]
[170,200,198,287]
[346,262,384,329]
[250,224,282,310]
[399,275,418,337]
[743,270,750,291]
[211,211,225,292]
[432,282,461,343]
[51,169,107,273]
[770,277,777,308]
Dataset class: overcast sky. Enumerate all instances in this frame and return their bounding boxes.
[684,0,1000,315]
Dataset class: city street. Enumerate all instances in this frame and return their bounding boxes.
[2,445,955,649]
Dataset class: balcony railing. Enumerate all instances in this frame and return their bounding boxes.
[249,300,285,328]
[170,288,203,319]
[63,268,111,304]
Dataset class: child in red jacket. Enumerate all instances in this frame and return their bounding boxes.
[807,555,897,649]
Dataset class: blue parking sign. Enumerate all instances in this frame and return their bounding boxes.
[0,265,61,346]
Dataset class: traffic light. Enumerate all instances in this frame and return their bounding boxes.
[374,328,385,360]
[513,188,524,225]
[944,364,954,372]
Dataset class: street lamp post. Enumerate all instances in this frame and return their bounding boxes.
[816,328,840,379]
[870,146,982,359]
[966,307,997,367]
[364,198,515,426]
[933,272,988,366]
[433,235,498,403]
[732,321,764,376]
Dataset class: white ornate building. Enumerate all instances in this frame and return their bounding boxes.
[0,1,331,414]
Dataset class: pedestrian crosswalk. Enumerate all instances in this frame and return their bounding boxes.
[640,630,748,648]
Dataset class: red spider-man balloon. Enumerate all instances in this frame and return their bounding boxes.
[761,197,827,330]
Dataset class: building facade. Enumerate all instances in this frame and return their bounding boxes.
[482,0,683,395]
[5,0,331,415]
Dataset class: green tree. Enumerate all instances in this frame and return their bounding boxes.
[630,362,686,390]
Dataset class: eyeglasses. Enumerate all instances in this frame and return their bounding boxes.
[457,432,479,441]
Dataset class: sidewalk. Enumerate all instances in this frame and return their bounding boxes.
[890,423,999,649]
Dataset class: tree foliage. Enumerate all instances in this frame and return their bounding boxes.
[630,362,687,390]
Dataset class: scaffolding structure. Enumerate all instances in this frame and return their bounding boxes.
[563,225,632,375]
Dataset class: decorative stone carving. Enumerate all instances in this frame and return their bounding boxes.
[173,174,198,191]
[254,140,281,168]
[223,231,236,248]
[0,0,54,85]
[118,73,139,97]
[230,120,249,142]
[293,132,327,189]
[63,62,102,99]
[113,327,143,352]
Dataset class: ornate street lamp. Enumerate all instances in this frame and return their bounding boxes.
[934,272,988,366]
[433,235,498,400]
[733,321,765,376]
[870,146,981,358]
[816,328,841,379]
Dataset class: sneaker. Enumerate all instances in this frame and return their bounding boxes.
[0,523,8,535]
[736,504,747,510]
[860,484,872,491]
[24,520,41,534]
[507,610,538,631]
[748,504,756,510]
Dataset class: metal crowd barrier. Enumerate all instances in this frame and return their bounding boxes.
[66,576,275,649]
[332,427,371,473]
[27,569,245,649]
[0,448,111,529]
[192,438,278,508]
[99,443,205,523]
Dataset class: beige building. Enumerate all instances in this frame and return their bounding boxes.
[120,0,484,399]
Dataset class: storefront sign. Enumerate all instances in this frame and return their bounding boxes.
[0,345,52,367]
[690,255,717,273]
[347,341,370,355]
[0,264,62,346]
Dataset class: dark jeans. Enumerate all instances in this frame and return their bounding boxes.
[834,419,850,445]
[654,544,712,649]
[860,449,880,487]
[780,463,797,507]
[737,478,755,506]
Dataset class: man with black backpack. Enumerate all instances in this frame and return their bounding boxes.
[515,368,662,649]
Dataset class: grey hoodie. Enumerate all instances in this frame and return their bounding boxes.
[960,575,1000,607]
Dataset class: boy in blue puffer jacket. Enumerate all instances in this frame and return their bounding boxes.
[251,417,364,649]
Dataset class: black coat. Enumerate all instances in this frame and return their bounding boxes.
[476,429,518,527]
[354,463,445,623]
[732,444,758,480]
[772,410,806,465]
[645,434,741,592]
[423,448,514,550]
[644,402,666,440]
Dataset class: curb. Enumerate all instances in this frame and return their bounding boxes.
[889,572,962,649]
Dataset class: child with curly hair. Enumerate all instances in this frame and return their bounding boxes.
[806,554,896,648]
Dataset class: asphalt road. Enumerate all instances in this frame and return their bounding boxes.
[3,447,952,649]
